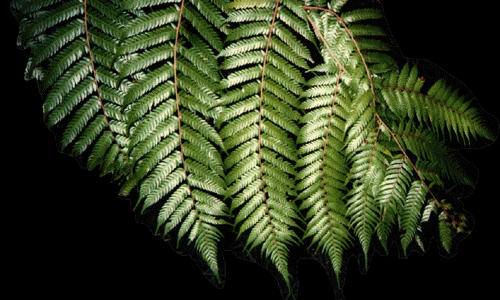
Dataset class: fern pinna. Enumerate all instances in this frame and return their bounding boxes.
[12,0,498,299]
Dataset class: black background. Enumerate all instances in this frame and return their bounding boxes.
[7,1,499,299]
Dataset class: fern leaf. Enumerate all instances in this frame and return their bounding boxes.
[381,63,496,144]
[375,155,413,252]
[341,8,383,24]
[297,69,353,282]
[345,142,385,267]
[329,0,349,12]
[13,0,130,178]
[299,1,399,276]
[392,121,476,187]
[400,181,428,256]
[219,0,312,289]
[438,211,453,253]
[118,0,229,284]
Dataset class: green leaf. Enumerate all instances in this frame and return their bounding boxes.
[400,181,428,256]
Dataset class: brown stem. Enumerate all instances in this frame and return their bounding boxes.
[257,0,282,247]
[173,0,200,220]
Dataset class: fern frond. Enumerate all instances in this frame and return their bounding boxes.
[219,0,313,289]
[118,0,229,283]
[13,0,130,178]
[298,0,399,276]
[297,70,353,281]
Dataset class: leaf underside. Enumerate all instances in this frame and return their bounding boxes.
[12,0,498,299]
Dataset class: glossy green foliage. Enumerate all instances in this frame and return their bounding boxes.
[12,0,498,299]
